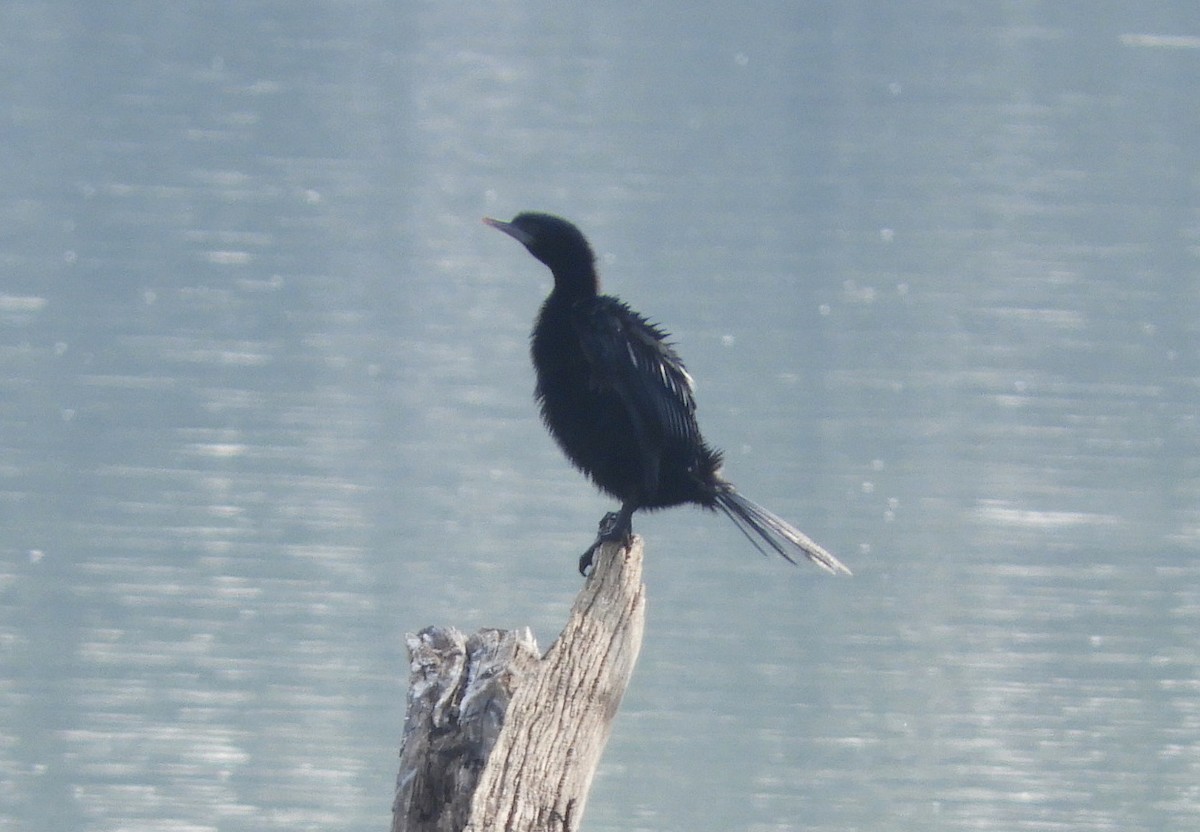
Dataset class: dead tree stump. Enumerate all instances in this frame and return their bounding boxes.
[392,537,646,832]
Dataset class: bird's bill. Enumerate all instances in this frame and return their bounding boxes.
[482,216,533,245]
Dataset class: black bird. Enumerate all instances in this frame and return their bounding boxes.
[483,211,851,577]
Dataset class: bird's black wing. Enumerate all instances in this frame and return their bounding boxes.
[572,296,701,469]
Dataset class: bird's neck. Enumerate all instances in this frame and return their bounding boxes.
[550,262,600,300]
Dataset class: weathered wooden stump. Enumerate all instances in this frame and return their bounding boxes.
[392,537,646,832]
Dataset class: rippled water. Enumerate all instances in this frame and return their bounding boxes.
[3,3,1198,831]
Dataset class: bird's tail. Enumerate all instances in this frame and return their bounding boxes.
[713,488,852,576]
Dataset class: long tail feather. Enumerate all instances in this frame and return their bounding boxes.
[713,489,852,576]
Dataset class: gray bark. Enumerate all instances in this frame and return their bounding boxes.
[392,537,646,832]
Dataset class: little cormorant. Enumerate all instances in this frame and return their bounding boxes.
[483,211,851,577]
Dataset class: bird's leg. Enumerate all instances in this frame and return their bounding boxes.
[578,503,635,576]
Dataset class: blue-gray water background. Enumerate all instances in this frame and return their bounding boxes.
[2,3,1198,831]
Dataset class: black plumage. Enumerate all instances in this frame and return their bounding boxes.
[483,211,850,577]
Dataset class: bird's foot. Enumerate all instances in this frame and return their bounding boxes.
[578,511,634,576]
[597,510,633,542]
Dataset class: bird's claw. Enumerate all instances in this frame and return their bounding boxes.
[578,547,597,577]
[579,511,632,576]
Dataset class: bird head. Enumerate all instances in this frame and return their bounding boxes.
[483,212,599,295]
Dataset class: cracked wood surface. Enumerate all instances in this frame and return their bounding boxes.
[393,538,646,832]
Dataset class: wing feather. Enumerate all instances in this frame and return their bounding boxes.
[572,296,701,454]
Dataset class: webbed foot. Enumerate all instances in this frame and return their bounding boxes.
[578,509,634,576]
